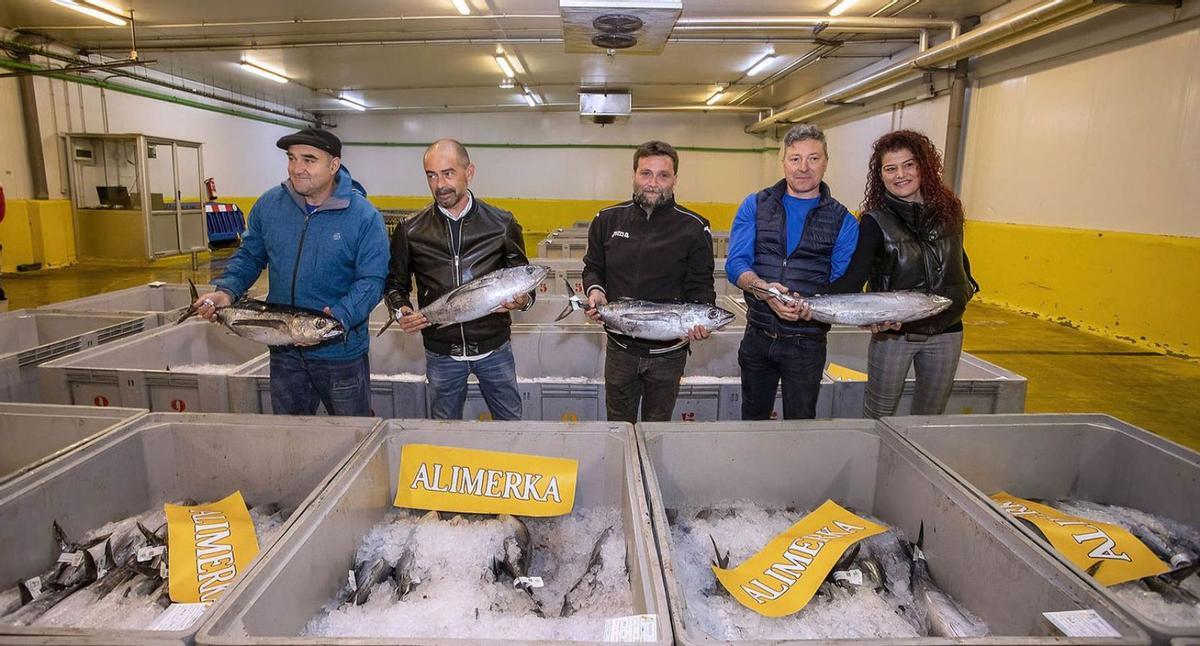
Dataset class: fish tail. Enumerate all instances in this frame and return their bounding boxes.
[554,278,584,322]
[175,279,201,325]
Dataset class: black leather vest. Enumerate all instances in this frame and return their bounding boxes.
[867,191,975,335]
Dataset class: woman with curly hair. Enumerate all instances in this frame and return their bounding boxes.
[829,129,978,417]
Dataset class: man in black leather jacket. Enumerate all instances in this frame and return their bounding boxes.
[383,139,533,420]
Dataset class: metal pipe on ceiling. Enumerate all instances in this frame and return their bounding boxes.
[746,0,1101,134]
[676,15,960,37]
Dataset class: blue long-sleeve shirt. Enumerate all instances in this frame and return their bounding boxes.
[725,192,859,287]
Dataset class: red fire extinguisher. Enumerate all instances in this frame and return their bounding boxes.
[204,177,218,202]
[0,184,7,223]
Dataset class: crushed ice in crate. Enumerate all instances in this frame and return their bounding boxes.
[0,500,289,630]
[668,501,989,640]
[1043,498,1200,626]
[302,507,633,640]
[166,363,241,374]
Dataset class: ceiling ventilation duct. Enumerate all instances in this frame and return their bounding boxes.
[560,0,682,54]
[579,90,632,125]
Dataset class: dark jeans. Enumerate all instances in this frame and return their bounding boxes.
[425,341,522,420]
[605,339,687,423]
[738,326,827,420]
[270,350,371,416]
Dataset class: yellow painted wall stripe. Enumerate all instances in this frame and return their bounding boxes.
[965,220,1197,358]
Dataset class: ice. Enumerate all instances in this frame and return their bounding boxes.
[1,500,288,631]
[680,376,737,385]
[669,501,933,640]
[1046,499,1200,626]
[303,507,633,640]
[165,363,241,374]
[522,376,596,384]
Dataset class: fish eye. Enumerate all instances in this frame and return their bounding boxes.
[315,320,326,328]
[708,309,718,319]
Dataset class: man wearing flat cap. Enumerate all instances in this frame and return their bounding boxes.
[193,128,389,416]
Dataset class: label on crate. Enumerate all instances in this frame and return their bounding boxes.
[991,492,1169,587]
[137,545,166,562]
[165,491,260,603]
[393,444,578,517]
[148,602,209,631]
[711,500,886,617]
[825,362,868,382]
[57,551,85,567]
[513,576,544,589]
[22,577,42,600]
[1042,609,1121,638]
[832,568,863,587]
[602,614,658,642]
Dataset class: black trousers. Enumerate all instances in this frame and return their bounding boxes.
[604,339,687,423]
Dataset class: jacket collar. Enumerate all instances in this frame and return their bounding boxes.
[284,166,354,215]
[882,190,925,230]
[437,190,476,221]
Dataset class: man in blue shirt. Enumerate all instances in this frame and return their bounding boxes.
[725,123,859,419]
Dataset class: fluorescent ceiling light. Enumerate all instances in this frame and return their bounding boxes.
[522,92,538,107]
[338,96,367,111]
[239,61,289,84]
[705,87,725,106]
[450,0,471,15]
[746,52,776,77]
[51,0,127,26]
[499,78,515,89]
[828,0,859,16]
[494,54,515,78]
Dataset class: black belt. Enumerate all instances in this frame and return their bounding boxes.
[752,325,822,340]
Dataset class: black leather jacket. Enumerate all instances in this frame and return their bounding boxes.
[384,193,532,356]
[867,191,978,335]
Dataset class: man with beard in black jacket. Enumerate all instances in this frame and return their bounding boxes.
[383,139,533,420]
[582,140,716,423]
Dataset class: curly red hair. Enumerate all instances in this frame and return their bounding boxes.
[862,130,964,229]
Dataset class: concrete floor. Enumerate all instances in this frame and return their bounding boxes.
[3,250,1197,451]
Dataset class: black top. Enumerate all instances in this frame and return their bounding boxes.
[829,214,973,334]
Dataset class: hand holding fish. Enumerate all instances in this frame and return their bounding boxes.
[758,282,806,321]
[865,321,903,333]
[684,324,711,342]
[584,289,607,323]
[397,306,430,334]
[193,290,232,322]
[496,292,531,312]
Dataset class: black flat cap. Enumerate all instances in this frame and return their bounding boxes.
[276,128,342,158]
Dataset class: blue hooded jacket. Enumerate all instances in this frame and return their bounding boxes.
[213,165,389,360]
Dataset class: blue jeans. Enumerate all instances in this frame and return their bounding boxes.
[425,341,522,420]
[738,326,827,420]
[270,350,371,416]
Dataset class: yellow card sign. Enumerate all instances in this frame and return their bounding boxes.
[712,500,886,617]
[991,492,1169,586]
[165,491,261,603]
[393,444,578,517]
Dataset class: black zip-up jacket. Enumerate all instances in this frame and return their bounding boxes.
[581,196,716,355]
[383,194,532,356]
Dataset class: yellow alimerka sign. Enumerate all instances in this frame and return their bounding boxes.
[991,492,1169,587]
[393,444,578,517]
[712,500,886,617]
[165,491,261,603]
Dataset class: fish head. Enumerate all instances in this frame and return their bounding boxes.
[927,294,953,313]
[522,264,552,284]
[301,315,346,341]
[692,305,736,332]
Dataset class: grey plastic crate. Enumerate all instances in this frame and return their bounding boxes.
[0,412,381,645]
[824,328,1027,417]
[228,328,427,418]
[195,420,672,645]
[682,329,833,421]
[883,413,1200,643]
[636,420,1149,645]
[0,402,144,487]
[0,310,154,403]
[37,320,267,413]
[36,282,222,327]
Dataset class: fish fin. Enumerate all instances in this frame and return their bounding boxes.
[709,533,730,569]
[230,320,290,331]
[1086,561,1103,577]
[53,520,71,552]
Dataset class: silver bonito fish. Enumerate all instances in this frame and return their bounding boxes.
[556,279,735,340]
[379,265,550,335]
[178,280,345,346]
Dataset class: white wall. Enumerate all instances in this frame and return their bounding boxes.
[0,79,34,199]
[820,95,951,212]
[332,111,773,204]
[960,11,1200,236]
[11,64,300,202]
